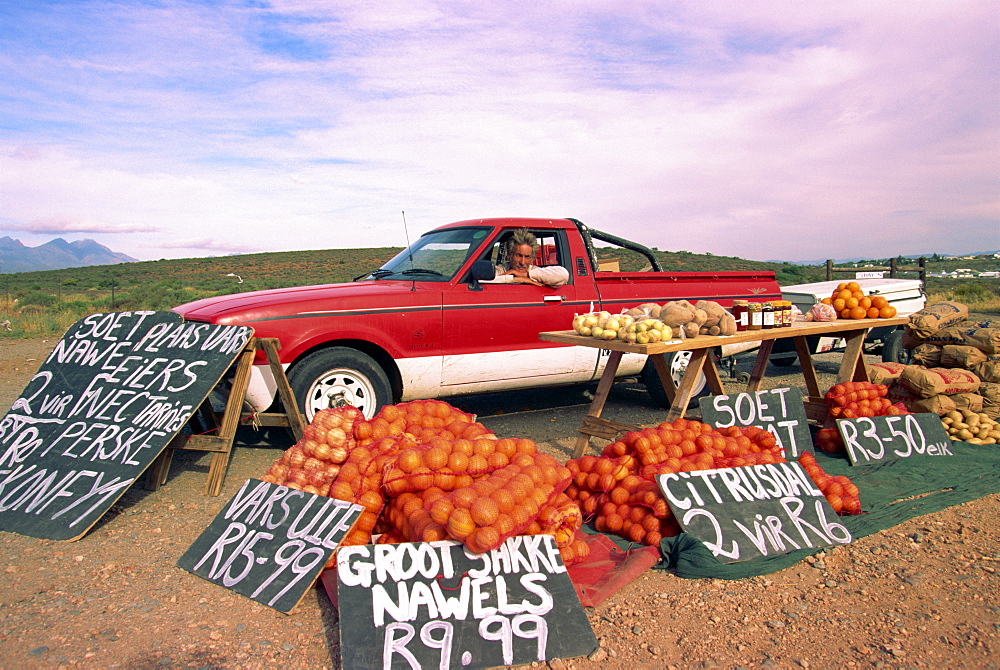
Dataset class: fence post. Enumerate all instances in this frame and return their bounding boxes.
[889,257,897,278]
[919,257,926,284]
[825,259,833,281]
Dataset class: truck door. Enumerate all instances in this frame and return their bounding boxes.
[440,229,598,391]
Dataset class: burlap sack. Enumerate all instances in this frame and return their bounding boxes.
[940,344,988,369]
[911,343,942,367]
[900,327,924,350]
[868,362,910,385]
[924,320,1000,351]
[897,366,981,398]
[980,382,1000,420]
[950,392,984,412]
[973,360,1000,383]
[907,301,968,338]
[961,325,1000,356]
[906,394,957,415]
[886,380,919,405]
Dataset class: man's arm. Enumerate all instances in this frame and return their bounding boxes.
[528,265,570,287]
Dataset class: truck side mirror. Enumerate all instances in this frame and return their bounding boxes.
[467,260,495,291]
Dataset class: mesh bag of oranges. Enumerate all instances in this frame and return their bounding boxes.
[564,418,864,550]
[821,281,898,320]
[262,399,589,567]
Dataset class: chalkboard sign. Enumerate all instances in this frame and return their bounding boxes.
[658,461,852,563]
[0,311,253,541]
[335,536,598,669]
[177,478,362,613]
[699,387,812,458]
[836,412,954,466]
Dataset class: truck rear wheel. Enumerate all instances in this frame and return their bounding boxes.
[288,347,392,422]
[642,351,711,409]
[881,328,911,364]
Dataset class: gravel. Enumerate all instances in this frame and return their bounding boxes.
[1,336,998,668]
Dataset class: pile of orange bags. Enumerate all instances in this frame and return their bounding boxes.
[262,400,589,568]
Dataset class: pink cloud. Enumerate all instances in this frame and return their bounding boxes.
[160,237,259,253]
[11,216,160,234]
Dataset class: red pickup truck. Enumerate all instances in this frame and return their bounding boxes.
[172,218,782,419]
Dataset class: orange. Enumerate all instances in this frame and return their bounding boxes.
[859,296,872,309]
[849,306,867,319]
[871,296,889,309]
[840,308,852,319]
[845,296,859,309]
[867,307,880,318]
[833,298,846,311]
[836,282,848,292]
[846,281,861,292]
[821,297,833,305]
[879,305,897,318]
[837,289,852,301]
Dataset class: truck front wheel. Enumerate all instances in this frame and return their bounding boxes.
[642,351,711,409]
[288,348,392,422]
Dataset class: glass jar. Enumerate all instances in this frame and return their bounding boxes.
[732,301,749,331]
[747,302,763,330]
[762,302,775,329]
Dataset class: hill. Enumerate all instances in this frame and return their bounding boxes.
[2,244,823,300]
[0,236,136,272]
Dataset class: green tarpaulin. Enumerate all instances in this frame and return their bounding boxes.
[598,443,1000,580]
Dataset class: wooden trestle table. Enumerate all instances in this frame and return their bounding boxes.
[539,316,909,458]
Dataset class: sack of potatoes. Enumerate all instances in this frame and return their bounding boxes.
[941,408,1000,444]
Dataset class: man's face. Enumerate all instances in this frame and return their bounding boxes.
[511,243,534,271]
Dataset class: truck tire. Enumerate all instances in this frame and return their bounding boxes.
[881,328,911,364]
[642,351,711,409]
[287,347,392,422]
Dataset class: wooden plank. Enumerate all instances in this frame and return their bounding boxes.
[838,330,870,384]
[649,353,677,404]
[746,339,775,391]
[666,348,709,422]
[258,337,305,441]
[703,354,727,395]
[539,316,907,354]
[579,414,641,441]
[573,350,624,458]
[204,343,257,496]
[793,335,823,398]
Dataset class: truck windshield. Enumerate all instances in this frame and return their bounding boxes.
[362,227,490,281]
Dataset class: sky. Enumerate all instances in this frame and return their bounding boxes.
[0,1,997,264]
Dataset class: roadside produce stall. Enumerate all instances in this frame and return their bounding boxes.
[541,315,908,458]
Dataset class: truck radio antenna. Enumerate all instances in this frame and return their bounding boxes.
[402,211,416,291]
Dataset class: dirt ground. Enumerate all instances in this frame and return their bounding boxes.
[1,336,998,669]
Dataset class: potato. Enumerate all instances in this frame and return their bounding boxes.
[692,309,708,327]
[695,300,728,328]
[718,312,737,336]
[682,322,700,339]
[659,302,696,327]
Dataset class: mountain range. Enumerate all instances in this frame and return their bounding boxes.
[0,237,137,273]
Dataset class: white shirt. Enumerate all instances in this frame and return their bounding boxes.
[490,264,570,287]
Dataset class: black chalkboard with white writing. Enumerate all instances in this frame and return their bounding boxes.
[335,536,598,670]
[658,461,852,563]
[177,478,362,613]
[836,412,954,466]
[699,387,813,458]
[0,311,253,541]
